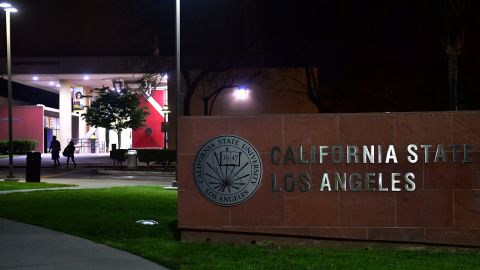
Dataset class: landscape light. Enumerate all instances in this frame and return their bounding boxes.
[49,81,54,86]
[136,219,159,225]
[32,76,38,80]
[83,75,90,80]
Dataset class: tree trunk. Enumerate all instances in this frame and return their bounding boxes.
[106,129,110,150]
[183,89,193,116]
[448,51,458,111]
[117,130,122,149]
[305,65,322,113]
[202,97,209,116]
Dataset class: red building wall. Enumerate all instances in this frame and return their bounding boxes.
[0,106,44,152]
[132,90,166,148]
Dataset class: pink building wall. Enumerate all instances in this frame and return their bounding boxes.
[0,106,44,152]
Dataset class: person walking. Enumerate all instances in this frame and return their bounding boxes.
[65,141,77,168]
[49,136,61,168]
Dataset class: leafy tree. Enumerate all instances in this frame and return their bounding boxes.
[82,87,149,149]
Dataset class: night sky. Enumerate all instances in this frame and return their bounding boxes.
[0,0,479,111]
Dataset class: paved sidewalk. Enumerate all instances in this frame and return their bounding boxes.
[0,153,113,168]
[0,218,168,270]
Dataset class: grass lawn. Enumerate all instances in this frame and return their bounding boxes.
[0,154,18,159]
[0,181,76,191]
[0,187,478,270]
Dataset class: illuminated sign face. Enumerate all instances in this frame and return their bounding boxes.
[270,144,475,193]
[193,135,263,207]
[194,134,475,202]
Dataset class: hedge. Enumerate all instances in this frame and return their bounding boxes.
[109,149,128,166]
[0,140,38,154]
[137,149,176,166]
[110,149,176,167]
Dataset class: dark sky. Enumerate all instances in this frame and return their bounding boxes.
[0,0,478,110]
[1,0,477,62]
[0,0,174,56]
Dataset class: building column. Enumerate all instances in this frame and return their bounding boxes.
[59,80,72,149]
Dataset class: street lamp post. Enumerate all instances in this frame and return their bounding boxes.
[176,0,181,116]
[173,0,180,188]
[1,2,18,181]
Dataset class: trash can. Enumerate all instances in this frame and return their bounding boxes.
[90,139,96,153]
[26,152,41,182]
[127,149,137,169]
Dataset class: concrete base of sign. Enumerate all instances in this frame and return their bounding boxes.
[181,230,480,250]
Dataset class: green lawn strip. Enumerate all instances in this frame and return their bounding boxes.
[0,155,20,159]
[0,187,478,270]
[0,181,76,191]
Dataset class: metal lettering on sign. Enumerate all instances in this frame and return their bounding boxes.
[193,135,263,207]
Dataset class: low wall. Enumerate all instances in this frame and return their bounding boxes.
[178,111,480,247]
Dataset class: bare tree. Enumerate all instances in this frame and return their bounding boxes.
[198,68,263,115]
[276,66,343,113]
[180,57,264,116]
[436,0,469,110]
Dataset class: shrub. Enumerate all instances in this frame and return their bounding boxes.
[137,149,176,166]
[0,140,38,154]
[110,149,128,166]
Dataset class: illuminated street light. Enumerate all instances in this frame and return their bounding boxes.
[2,2,18,181]
[233,88,250,101]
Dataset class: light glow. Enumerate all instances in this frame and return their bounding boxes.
[162,105,171,113]
[32,76,38,81]
[83,75,90,80]
[56,84,61,88]
[136,220,159,226]
[233,88,250,101]
[49,81,54,86]
[4,7,16,12]
[0,3,12,8]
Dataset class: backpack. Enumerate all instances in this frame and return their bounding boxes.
[62,147,69,157]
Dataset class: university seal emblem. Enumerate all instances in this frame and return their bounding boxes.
[193,135,263,206]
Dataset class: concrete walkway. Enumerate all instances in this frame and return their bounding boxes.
[0,153,114,168]
[0,218,168,270]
